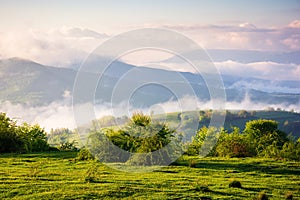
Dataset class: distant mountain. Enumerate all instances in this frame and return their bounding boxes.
[0,58,76,104]
[0,57,299,107]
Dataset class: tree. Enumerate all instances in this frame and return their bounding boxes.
[0,112,21,153]
[215,127,253,157]
[17,123,49,152]
[244,119,288,156]
[187,126,224,156]
[87,113,176,165]
[0,112,49,153]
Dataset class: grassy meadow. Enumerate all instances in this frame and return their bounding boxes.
[0,152,299,199]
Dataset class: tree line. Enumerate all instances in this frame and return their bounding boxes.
[1,111,299,162]
[187,119,300,160]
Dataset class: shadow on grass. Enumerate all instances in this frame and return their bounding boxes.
[174,159,300,176]
[0,151,77,159]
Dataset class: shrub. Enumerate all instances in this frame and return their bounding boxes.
[76,148,94,161]
[216,128,253,158]
[285,192,293,200]
[59,141,78,151]
[189,159,197,168]
[131,112,151,127]
[229,180,242,188]
[88,113,176,165]
[256,191,268,200]
[244,119,288,156]
[187,126,220,156]
[280,141,300,161]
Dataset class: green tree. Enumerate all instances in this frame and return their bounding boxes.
[17,123,49,152]
[215,127,253,157]
[87,113,176,165]
[0,112,21,153]
[187,126,224,156]
[244,119,288,156]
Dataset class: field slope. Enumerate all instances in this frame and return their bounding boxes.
[0,152,299,199]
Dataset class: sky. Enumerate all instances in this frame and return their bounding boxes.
[1,0,299,30]
[0,0,299,71]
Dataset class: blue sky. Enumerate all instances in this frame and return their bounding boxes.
[1,0,299,31]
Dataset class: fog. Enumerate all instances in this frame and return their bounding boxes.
[1,94,299,132]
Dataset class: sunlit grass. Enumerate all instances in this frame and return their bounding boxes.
[0,152,299,199]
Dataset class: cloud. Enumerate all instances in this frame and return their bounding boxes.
[0,27,109,67]
[215,60,300,81]
[1,93,299,132]
[160,20,300,51]
[0,21,299,70]
[288,20,300,28]
[281,34,300,50]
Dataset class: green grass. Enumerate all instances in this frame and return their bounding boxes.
[0,152,299,199]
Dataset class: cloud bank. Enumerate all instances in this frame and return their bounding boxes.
[1,94,299,132]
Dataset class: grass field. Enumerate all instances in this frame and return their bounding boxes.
[0,152,299,199]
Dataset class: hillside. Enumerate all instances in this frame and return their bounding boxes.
[0,152,299,199]
[158,110,300,139]
[0,58,299,108]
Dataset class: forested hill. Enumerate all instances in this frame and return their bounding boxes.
[159,110,300,139]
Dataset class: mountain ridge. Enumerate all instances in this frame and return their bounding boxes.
[0,57,299,108]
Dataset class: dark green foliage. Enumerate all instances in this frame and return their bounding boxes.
[59,141,78,152]
[17,123,49,152]
[229,180,242,188]
[279,141,300,161]
[256,191,268,200]
[87,113,176,165]
[187,118,300,160]
[76,148,94,161]
[186,126,220,156]
[216,127,253,157]
[0,113,20,153]
[0,112,49,153]
[244,119,288,155]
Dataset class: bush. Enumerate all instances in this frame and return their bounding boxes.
[244,119,288,156]
[0,113,49,153]
[189,159,197,168]
[76,148,94,161]
[59,141,78,151]
[280,141,300,161]
[285,192,293,200]
[186,126,220,156]
[229,180,242,188]
[256,191,268,200]
[216,128,253,158]
[88,113,176,165]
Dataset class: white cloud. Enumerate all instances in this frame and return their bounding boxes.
[288,20,300,28]
[215,60,300,81]
[0,27,109,67]
[281,34,300,50]
[160,20,300,51]
[1,93,299,132]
